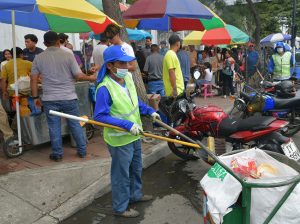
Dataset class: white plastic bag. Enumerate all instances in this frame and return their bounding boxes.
[9,76,30,90]
[200,162,242,223]
[200,148,300,224]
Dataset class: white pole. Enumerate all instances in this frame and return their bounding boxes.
[49,110,88,122]
[11,10,22,153]
[83,39,88,72]
[151,30,158,44]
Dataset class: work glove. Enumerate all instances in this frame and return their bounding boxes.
[151,112,161,123]
[130,123,143,136]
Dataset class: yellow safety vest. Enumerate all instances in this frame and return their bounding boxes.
[96,73,142,147]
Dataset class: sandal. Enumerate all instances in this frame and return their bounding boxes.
[114,208,139,218]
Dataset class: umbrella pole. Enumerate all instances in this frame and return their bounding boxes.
[83,39,88,73]
[11,10,22,153]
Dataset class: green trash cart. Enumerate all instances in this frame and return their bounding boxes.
[202,148,300,224]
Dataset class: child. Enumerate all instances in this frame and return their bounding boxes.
[197,62,213,86]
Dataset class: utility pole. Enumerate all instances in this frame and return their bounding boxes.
[291,0,297,73]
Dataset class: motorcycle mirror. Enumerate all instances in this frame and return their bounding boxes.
[193,70,201,80]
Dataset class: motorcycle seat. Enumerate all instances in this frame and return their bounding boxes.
[274,90,300,109]
[218,115,276,137]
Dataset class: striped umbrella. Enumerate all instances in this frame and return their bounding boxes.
[0,0,117,34]
[86,0,128,12]
[124,5,225,31]
[183,25,249,45]
[123,0,222,31]
[90,28,152,41]
[260,33,291,46]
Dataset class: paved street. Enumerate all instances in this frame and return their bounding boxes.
[62,96,300,224]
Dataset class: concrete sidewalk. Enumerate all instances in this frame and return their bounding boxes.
[0,96,233,224]
[0,133,170,224]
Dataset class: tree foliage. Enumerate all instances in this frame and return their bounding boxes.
[201,0,300,41]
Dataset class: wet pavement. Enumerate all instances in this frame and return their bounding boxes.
[62,154,211,224]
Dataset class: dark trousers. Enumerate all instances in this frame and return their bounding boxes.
[222,74,235,96]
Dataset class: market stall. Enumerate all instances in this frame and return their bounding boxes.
[3,81,93,157]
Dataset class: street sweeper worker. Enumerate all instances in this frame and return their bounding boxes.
[93,45,160,218]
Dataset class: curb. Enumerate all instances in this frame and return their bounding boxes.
[0,142,169,224]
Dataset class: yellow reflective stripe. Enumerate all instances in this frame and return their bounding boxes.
[107,132,131,137]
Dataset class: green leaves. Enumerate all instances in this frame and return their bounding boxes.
[199,0,300,39]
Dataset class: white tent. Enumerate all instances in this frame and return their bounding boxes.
[0,23,81,51]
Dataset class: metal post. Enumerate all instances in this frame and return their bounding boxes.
[291,0,297,73]
[242,186,252,224]
[83,39,88,73]
[11,10,22,153]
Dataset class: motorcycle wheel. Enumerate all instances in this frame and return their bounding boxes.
[3,136,23,158]
[85,124,95,140]
[167,135,199,160]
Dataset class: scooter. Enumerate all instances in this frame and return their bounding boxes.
[159,88,300,162]
[230,84,300,136]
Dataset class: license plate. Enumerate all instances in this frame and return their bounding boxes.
[281,140,300,161]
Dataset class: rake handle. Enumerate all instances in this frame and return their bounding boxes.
[49,110,200,149]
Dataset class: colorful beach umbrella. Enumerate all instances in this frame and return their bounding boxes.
[0,0,35,12]
[86,0,128,12]
[0,0,117,34]
[183,25,249,45]
[123,0,219,31]
[90,28,152,41]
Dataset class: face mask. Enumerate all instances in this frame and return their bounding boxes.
[277,48,284,54]
[114,67,128,79]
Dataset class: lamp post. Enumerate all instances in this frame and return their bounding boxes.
[291,0,297,73]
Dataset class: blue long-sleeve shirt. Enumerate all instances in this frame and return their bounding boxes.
[94,86,155,131]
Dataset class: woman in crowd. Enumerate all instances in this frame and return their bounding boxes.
[0,49,12,72]
[222,50,235,98]
[209,47,219,85]
[216,47,224,87]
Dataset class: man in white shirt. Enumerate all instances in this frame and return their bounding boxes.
[103,24,137,72]
[91,25,137,73]
[92,36,109,70]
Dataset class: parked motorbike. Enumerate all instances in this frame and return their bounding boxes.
[159,89,299,162]
[230,83,300,137]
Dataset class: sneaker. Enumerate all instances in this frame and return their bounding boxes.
[77,152,86,158]
[114,208,139,218]
[130,195,153,204]
[49,154,63,162]
[223,95,227,99]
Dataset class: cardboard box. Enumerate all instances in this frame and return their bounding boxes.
[147,94,161,111]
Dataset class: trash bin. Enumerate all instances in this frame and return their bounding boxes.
[203,150,300,224]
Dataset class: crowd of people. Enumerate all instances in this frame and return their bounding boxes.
[123,36,261,99]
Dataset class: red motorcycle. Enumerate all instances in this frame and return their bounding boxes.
[159,92,298,161]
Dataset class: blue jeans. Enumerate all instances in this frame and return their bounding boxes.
[107,140,143,213]
[43,100,86,156]
[147,80,165,96]
[196,79,211,87]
